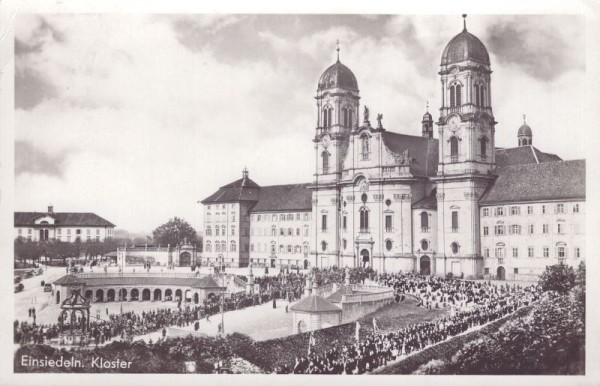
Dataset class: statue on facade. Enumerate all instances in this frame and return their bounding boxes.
[363,106,370,124]
[377,114,383,129]
[400,149,412,165]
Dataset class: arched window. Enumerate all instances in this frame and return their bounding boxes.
[480,137,488,157]
[455,84,462,106]
[231,226,236,236]
[342,107,348,128]
[322,151,330,173]
[450,85,456,107]
[361,134,370,160]
[421,240,429,251]
[479,85,485,107]
[359,207,369,232]
[328,108,332,128]
[215,227,220,236]
[221,241,226,251]
[321,241,327,251]
[385,239,393,251]
[451,242,459,254]
[206,241,211,252]
[347,108,353,128]
[230,241,236,252]
[206,226,211,236]
[475,84,480,106]
[450,137,459,162]
[215,243,220,252]
[271,225,276,236]
[323,108,329,128]
[420,212,429,230]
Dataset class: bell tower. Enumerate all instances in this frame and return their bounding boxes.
[433,15,497,278]
[311,43,360,268]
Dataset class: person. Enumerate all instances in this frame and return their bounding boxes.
[162,327,166,339]
[206,313,210,322]
[285,305,288,313]
[194,321,199,331]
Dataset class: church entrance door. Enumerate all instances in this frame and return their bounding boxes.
[420,256,431,275]
[361,249,370,267]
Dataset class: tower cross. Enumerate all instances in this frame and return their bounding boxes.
[336,39,340,61]
[462,14,467,31]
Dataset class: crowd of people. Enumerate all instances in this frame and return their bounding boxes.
[286,273,542,374]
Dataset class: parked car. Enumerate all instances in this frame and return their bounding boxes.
[14,283,24,293]
[14,276,22,284]
[44,284,53,292]
[36,268,43,275]
[23,271,34,279]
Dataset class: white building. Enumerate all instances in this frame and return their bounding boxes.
[14,205,116,242]
[200,17,585,279]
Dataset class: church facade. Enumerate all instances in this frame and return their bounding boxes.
[200,18,585,280]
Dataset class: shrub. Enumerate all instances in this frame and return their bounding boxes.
[41,280,45,287]
[414,359,448,375]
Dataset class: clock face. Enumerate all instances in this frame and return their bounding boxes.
[449,116,460,132]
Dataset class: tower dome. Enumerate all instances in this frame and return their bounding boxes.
[317,60,358,91]
[518,123,532,136]
[441,17,490,66]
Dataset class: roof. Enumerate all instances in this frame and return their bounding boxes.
[494,146,562,168]
[252,184,312,212]
[200,176,261,204]
[381,132,439,177]
[441,29,490,66]
[14,212,115,227]
[53,274,224,289]
[290,295,341,313]
[412,195,438,210]
[480,160,585,204]
[326,286,365,303]
[318,60,358,91]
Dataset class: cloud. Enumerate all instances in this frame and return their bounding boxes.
[15,140,74,178]
[485,16,584,81]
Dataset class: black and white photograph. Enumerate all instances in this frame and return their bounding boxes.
[0,0,598,384]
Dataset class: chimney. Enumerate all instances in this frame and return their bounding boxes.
[48,205,54,214]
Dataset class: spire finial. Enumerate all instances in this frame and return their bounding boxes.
[523,114,526,124]
[426,100,429,113]
[243,167,248,179]
[336,39,340,62]
[462,14,467,31]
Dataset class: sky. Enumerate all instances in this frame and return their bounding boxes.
[14,14,586,234]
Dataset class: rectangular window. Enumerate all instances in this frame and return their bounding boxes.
[482,208,490,217]
[494,225,505,236]
[557,246,566,258]
[557,223,564,234]
[18,229,22,235]
[483,226,489,236]
[296,228,300,236]
[510,224,521,235]
[573,204,579,213]
[385,215,393,232]
[451,211,459,231]
[271,244,276,254]
[287,245,292,253]
[304,227,309,237]
[296,214,301,220]
[322,215,327,231]
[514,268,519,274]
[512,248,518,258]
[575,247,581,258]
[250,244,254,252]
[86,229,90,235]
[251,215,255,222]
[495,248,505,258]
[495,207,504,216]
[279,245,284,253]
[542,205,546,214]
[543,247,549,258]
[542,224,549,234]
[528,247,534,258]
[510,206,520,215]
[527,205,534,215]
[527,224,534,234]
[280,228,284,236]
[484,248,490,258]
[484,268,490,275]
[556,204,564,214]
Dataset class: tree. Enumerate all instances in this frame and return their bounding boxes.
[152,217,199,248]
[539,264,576,295]
[574,261,586,305]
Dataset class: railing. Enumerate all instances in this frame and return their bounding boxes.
[74,272,206,279]
[450,155,459,163]
[385,227,393,233]
[451,227,459,233]
[359,228,370,234]
[420,227,430,233]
